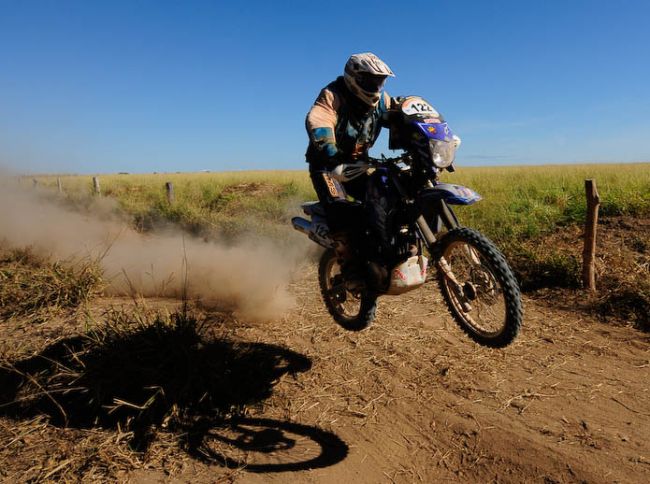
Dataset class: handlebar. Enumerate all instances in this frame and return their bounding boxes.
[366,154,407,166]
[332,152,448,183]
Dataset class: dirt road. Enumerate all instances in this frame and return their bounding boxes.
[1,264,649,483]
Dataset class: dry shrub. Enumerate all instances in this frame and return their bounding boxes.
[515,217,650,330]
[0,247,103,323]
[592,218,650,331]
[510,247,581,291]
[598,281,650,331]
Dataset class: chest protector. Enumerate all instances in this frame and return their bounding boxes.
[331,77,384,160]
[306,77,387,168]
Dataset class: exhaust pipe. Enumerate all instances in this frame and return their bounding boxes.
[291,216,334,248]
[291,216,312,235]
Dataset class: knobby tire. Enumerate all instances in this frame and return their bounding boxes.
[434,227,523,348]
[318,249,377,331]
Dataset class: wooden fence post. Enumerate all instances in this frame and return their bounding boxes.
[57,177,63,193]
[582,179,600,291]
[165,182,175,204]
[92,176,101,196]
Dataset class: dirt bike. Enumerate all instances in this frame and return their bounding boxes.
[292,96,522,348]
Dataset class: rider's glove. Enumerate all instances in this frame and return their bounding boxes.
[329,162,370,182]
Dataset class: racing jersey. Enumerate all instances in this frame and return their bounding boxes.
[305,77,394,171]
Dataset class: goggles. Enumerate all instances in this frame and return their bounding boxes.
[356,74,387,93]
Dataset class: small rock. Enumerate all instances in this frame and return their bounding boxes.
[511,400,525,410]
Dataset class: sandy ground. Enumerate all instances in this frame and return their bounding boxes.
[2,262,649,484]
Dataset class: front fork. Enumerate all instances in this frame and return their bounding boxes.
[414,199,458,247]
[416,202,475,311]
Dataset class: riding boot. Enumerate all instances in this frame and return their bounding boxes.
[332,232,364,282]
[331,232,352,261]
[360,236,390,292]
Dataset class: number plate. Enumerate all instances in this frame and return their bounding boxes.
[402,97,439,117]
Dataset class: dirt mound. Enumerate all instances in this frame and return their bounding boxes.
[513,216,650,331]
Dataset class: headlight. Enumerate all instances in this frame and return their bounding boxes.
[429,140,456,168]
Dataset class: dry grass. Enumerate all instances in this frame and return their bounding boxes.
[27,171,312,240]
[0,304,315,480]
[0,247,103,324]
[24,163,650,282]
[27,163,650,241]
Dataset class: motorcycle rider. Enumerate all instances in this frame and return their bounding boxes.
[305,52,396,287]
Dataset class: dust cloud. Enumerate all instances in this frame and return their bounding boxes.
[0,175,311,320]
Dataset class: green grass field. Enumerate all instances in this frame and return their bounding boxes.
[12,162,650,326]
[29,163,650,247]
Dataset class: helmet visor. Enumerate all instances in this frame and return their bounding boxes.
[356,74,387,93]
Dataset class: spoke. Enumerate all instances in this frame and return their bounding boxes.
[443,241,507,336]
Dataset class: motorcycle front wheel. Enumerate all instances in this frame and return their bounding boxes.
[318,249,377,331]
[435,228,522,348]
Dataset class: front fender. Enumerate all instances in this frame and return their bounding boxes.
[418,183,482,206]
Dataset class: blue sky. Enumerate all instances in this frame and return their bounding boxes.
[1,0,649,174]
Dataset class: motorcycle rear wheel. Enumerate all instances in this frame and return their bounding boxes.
[318,249,377,331]
[435,228,522,348]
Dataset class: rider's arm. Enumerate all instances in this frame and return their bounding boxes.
[306,88,341,168]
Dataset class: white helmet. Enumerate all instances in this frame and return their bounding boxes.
[343,52,395,106]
